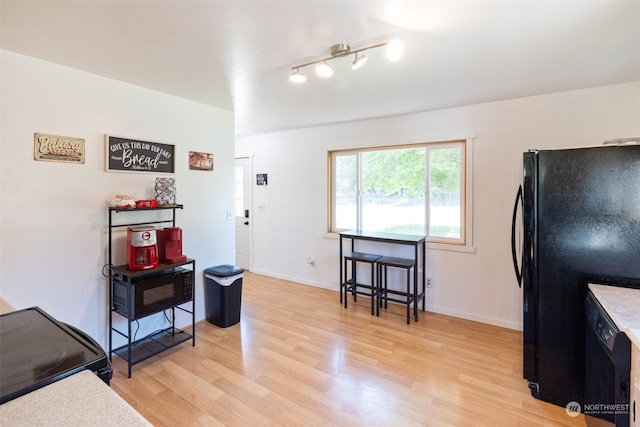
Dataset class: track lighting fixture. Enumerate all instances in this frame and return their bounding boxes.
[289,68,306,83]
[385,39,404,62]
[315,62,333,78]
[289,39,403,83]
[352,52,367,70]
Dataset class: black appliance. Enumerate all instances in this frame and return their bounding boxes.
[511,144,640,409]
[112,267,193,319]
[0,306,111,404]
[585,290,631,426]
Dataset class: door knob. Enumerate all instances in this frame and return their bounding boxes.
[244,221,249,225]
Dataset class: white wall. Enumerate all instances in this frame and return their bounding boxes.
[236,81,640,330]
[0,50,236,349]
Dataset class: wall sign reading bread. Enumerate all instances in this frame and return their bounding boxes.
[34,133,85,164]
[106,135,174,173]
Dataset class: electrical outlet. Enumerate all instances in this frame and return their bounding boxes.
[426,277,433,288]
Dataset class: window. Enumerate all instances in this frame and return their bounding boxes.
[234,165,244,217]
[330,137,473,249]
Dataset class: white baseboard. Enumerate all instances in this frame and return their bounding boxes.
[247,268,334,291]
[424,304,522,331]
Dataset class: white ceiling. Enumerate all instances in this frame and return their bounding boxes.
[2,1,639,137]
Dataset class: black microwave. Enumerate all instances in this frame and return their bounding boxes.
[113,268,193,319]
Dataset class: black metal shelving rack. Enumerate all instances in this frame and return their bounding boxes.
[107,205,195,378]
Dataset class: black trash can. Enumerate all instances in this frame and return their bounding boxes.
[204,264,244,328]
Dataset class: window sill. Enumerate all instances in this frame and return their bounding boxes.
[323,232,476,254]
[425,241,476,254]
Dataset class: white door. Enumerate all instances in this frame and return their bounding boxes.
[234,157,252,270]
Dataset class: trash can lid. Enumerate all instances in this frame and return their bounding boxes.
[205,264,244,277]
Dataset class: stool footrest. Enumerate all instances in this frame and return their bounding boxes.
[347,289,378,298]
[379,290,416,305]
[380,288,416,297]
[344,280,376,291]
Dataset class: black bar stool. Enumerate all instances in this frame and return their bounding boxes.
[342,252,382,315]
[376,256,416,324]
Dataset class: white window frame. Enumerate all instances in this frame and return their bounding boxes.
[329,134,475,253]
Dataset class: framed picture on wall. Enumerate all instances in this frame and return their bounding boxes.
[34,133,85,164]
[188,151,214,171]
[256,173,268,185]
[105,135,175,173]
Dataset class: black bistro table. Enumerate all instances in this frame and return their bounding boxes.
[339,230,426,313]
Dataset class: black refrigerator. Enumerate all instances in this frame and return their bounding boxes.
[511,144,640,408]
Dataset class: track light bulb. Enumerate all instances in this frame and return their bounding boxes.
[385,40,404,62]
[315,62,333,78]
[290,69,306,83]
[352,53,367,70]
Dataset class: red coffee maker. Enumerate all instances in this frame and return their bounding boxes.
[157,227,186,263]
[127,227,159,270]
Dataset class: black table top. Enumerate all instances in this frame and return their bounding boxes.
[339,229,426,244]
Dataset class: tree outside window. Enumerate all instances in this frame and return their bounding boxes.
[331,140,467,245]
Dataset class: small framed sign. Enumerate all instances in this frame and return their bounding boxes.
[106,135,174,173]
[256,173,268,185]
[34,133,85,164]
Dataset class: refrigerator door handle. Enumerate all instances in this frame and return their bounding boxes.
[511,185,524,287]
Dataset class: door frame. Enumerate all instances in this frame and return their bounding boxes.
[235,155,253,271]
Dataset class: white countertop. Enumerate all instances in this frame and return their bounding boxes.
[0,370,152,426]
[589,283,640,349]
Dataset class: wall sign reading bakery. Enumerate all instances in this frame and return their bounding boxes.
[34,133,85,164]
[106,135,174,173]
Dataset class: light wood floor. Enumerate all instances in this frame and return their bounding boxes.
[110,272,586,426]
